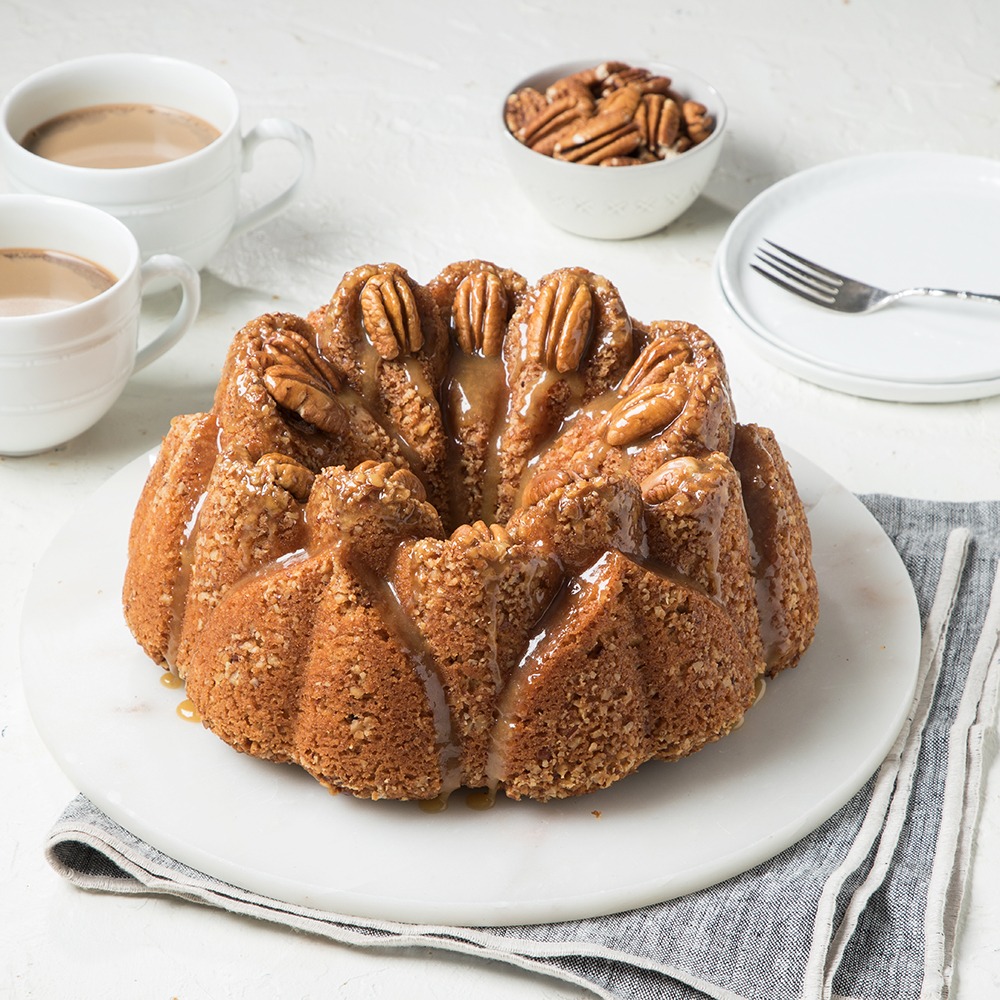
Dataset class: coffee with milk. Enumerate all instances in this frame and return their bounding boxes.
[21,102,221,168]
[0,247,117,316]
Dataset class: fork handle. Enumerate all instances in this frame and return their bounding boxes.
[906,288,1000,305]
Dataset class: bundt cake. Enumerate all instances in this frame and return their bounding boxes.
[122,260,818,803]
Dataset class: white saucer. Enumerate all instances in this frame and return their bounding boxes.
[716,152,1000,402]
[21,448,920,926]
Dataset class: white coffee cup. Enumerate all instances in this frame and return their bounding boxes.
[0,53,315,270]
[0,194,201,456]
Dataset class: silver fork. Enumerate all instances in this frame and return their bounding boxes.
[751,240,1000,314]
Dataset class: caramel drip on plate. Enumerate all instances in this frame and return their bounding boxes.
[418,795,448,813]
[731,676,767,731]
[176,699,201,722]
[465,788,497,810]
[416,788,498,813]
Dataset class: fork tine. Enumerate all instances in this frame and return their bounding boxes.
[763,240,845,284]
[754,249,840,297]
[749,264,836,306]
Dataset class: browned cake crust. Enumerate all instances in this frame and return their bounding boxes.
[123,260,819,803]
[426,260,528,525]
[122,411,218,666]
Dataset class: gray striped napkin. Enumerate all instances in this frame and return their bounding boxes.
[45,497,1000,1000]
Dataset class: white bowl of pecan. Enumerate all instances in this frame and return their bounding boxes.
[502,60,726,239]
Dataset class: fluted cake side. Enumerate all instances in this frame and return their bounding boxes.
[123,259,819,803]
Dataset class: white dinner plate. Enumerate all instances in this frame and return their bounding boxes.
[716,152,1000,402]
[21,447,920,926]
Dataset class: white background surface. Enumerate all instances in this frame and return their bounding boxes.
[1,0,999,997]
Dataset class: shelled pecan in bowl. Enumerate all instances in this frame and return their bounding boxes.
[505,60,714,166]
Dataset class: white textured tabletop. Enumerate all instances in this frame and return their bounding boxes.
[2,1,998,997]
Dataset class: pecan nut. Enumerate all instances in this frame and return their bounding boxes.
[600,66,652,93]
[595,84,643,119]
[636,93,664,149]
[599,155,645,166]
[515,95,579,147]
[594,61,632,81]
[261,328,341,393]
[360,272,423,360]
[553,105,636,158]
[656,98,682,151]
[264,364,351,437]
[634,76,674,97]
[453,270,508,357]
[555,121,642,164]
[525,274,593,373]
[527,115,590,157]
[350,460,427,502]
[505,86,547,133]
[601,381,687,446]
[506,61,713,166]
[544,77,597,114]
[450,519,511,550]
[255,453,315,502]
[683,100,713,144]
[618,336,692,395]
[523,469,576,507]
[639,456,707,505]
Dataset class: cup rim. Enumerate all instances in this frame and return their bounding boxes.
[500,58,727,171]
[0,52,240,177]
[0,193,140,325]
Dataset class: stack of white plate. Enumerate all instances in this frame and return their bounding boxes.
[716,152,1000,403]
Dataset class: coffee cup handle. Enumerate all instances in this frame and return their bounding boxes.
[133,254,202,372]
[229,119,315,242]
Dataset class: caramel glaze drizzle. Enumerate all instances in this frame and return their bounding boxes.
[748,539,785,670]
[483,545,635,796]
[440,351,508,528]
[162,415,221,672]
[736,446,794,672]
[164,486,209,670]
[337,542,464,798]
[343,335,435,489]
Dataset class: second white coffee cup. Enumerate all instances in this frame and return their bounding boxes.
[0,53,315,270]
[0,194,201,456]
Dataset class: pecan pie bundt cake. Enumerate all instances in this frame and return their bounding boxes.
[122,260,818,803]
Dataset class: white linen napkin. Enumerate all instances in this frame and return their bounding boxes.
[45,497,1000,1000]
